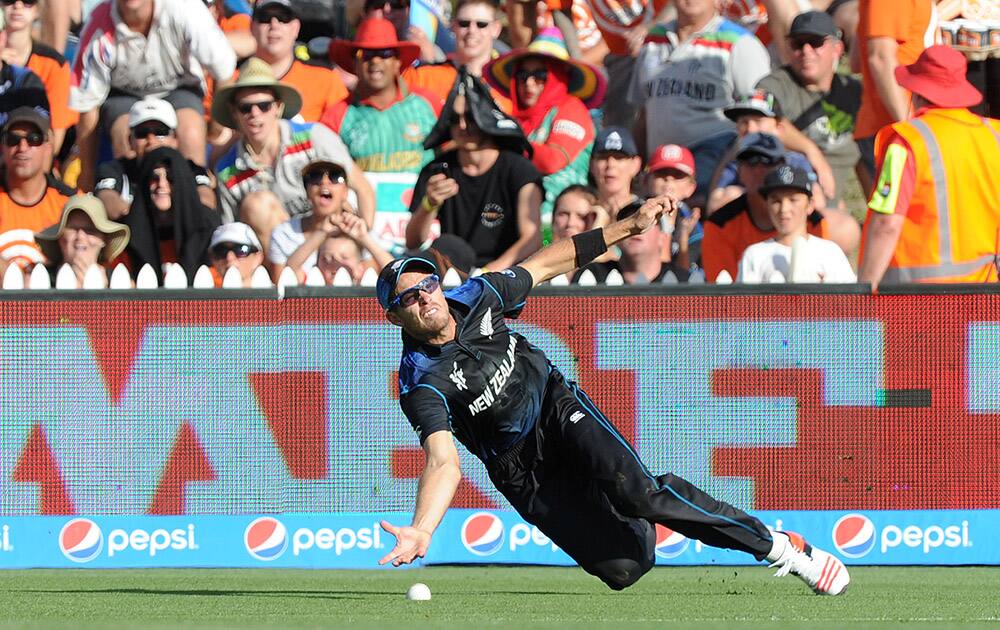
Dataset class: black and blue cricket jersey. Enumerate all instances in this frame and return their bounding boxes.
[397,265,553,463]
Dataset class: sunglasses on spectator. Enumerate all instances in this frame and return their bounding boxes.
[389,274,440,309]
[131,123,173,140]
[253,10,295,23]
[236,99,277,115]
[448,112,474,127]
[456,18,491,29]
[740,154,780,167]
[365,0,409,11]
[1,0,40,6]
[515,68,548,83]
[210,243,260,259]
[303,167,347,186]
[358,48,398,61]
[789,35,830,50]
[2,130,44,147]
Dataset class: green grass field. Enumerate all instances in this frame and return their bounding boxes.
[0,566,998,629]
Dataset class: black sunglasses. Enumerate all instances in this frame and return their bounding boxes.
[789,35,830,50]
[132,123,173,140]
[365,0,409,11]
[514,68,548,83]
[389,274,440,309]
[253,10,295,24]
[448,111,474,127]
[211,242,259,259]
[1,0,40,5]
[303,166,347,186]
[236,100,277,115]
[359,48,398,61]
[3,130,44,147]
[456,18,491,29]
[741,154,780,167]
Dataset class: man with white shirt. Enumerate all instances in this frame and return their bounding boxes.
[737,165,855,283]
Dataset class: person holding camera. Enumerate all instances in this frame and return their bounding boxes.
[405,70,543,272]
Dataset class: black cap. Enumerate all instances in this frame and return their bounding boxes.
[376,256,438,310]
[789,11,842,39]
[254,0,297,17]
[593,127,639,157]
[758,165,813,198]
[736,132,785,163]
[3,106,51,135]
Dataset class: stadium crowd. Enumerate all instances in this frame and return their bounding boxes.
[0,0,996,288]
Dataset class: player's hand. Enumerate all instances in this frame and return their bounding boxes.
[378,520,432,567]
[630,195,678,235]
[425,174,459,207]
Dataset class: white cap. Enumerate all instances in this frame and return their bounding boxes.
[210,222,263,250]
[128,97,178,130]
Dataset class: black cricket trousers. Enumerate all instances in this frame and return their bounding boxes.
[487,370,774,590]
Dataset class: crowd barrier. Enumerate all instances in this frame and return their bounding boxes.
[0,285,998,568]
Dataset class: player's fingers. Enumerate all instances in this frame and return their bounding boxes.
[380,520,400,537]
[378,547,400,565]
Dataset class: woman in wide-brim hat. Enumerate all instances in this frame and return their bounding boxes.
[328,17,421,72]
[483,28,605,219]
[36,194,131,287]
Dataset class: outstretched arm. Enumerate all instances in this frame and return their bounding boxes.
[519,195,679,287]
[379,430,461,567]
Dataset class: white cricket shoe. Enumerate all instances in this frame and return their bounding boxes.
[769,531,850,596]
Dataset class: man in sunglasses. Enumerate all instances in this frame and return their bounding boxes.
[321,18,439,174]
[0,107,75,271]
[376,194,850,596]
[207,221,265,287]
[757,11,862,213]
[703,132,831,282]
[71,0,237,192]
[94,97,216,220]
[249,0,348,122]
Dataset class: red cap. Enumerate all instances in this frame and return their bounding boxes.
[895,45,982,109]
[647,144,695,177]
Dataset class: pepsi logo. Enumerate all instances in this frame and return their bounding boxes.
[832,513,876,558]
[59,518,103,563]
[654,524,689,559]
[244,517,288,561]
[461,512,504,556]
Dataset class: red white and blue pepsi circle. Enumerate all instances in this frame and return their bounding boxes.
[832,513,876,558]
[59,518,103,563]
[461,512,504,556]
[654,524,690,559]
[244,517,288,561]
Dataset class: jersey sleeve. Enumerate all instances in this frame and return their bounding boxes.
[531,99,595,174]
[183,0,238,80]
[94,160,126,196]
[868,134,916,217]
[730,35,772,97]
[399,384,452,444]
[478,265,533,318]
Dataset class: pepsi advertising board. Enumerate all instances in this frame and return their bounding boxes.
[0,510,993,568]
[0,292,998,568]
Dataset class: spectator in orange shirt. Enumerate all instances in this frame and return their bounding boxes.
[2,0,77,155]
[0,108,75,270]
[249,0,348,122]
[854,0,936,185]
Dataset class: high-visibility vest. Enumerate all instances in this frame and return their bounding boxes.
[873,108,1000,283]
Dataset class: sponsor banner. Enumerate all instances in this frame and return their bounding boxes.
[0,510,994,568]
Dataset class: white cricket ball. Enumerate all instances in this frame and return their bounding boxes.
[406,582,432,601]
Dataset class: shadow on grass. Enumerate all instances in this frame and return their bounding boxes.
[14,588,377,600]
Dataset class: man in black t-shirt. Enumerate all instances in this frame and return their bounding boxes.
[94,98,215,220]
[375,195,851,597]
[405,70,543,272]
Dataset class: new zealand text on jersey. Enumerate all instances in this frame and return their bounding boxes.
[643,78,717,102]
[468,336,518,416]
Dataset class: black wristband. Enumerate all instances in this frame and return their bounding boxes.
[572,228,607,268]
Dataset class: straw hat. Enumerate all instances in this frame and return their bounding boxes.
[35,194,131,263]
[483,27,607,109]
[211,57,303,129]
[328,18,421,70]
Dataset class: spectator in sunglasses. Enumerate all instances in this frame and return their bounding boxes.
[122,146,220,283]
[484,28,604,221]
[402,0,511,111]
[35,193,131,289]
[248,0,347,122]
[321,18,439,174]
[2,0,76,156]
[213,57,374,259]
[207,221,266,287]
[0,107,75,271]
[94,98,216,221]
[71,0,237,193]
[702,133,832,282]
